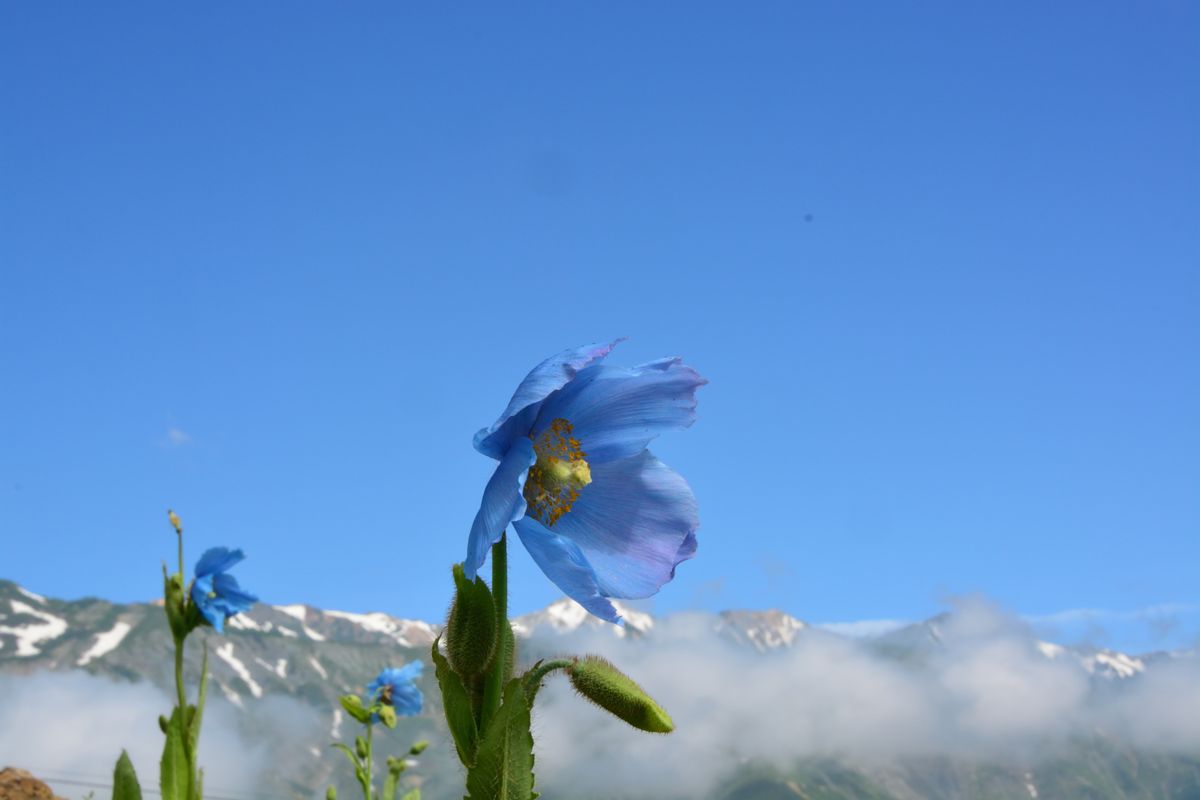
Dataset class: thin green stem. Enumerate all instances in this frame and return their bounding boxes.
[365,722,374,800]
[481,534,509,728]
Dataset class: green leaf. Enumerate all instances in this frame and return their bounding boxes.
[330,743,361,773]
[382,762,402,800]
[566,656,674,733]
[465,679,536,800]
[193,769,203,800]
[112,750,142,800]
[160,708,189,800]
[340,694,373,725]
[188,644,209,759]
[432,635,478,766]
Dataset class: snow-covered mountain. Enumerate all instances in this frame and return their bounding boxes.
[3,578,1197,800]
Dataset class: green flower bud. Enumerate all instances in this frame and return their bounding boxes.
[355,735,369,760]
[326,786,337,800]
[340,694,373,725]
[162,569,188,642]
[377,703,398,729]
[409,740,429,756]
[444,564,496,678]
[567,656,675,733]
[167,509,183,535]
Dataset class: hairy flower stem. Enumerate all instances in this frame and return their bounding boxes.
[481,534,508,728]
[365,722,374,800]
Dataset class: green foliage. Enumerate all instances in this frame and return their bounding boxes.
[160,709,189,800]
[432,634,479,765]
[445,564,497,678]
[112,750,143,800]
[162,571,188,642]
[465,679,538,800]
[188,644,209,759]
[566,656,674,734]
[378,703,398,729]
[341,694,374,725]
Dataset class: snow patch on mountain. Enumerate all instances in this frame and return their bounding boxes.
[77,621,132,666]
[308,656,328,680]
[16,587,47,604]
[215,642,263,698]
[717,610,808,651]
[512,598,653,638]
[324,609,438,647]
[274,605,327,641]
[0,600,68,656]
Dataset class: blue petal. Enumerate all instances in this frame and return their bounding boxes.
[473,341,621,460]
[194,547,245,579]
[396,661,423,681]
[212,573,258,612]
[464,437,537,580]
[513,516,620,623]
[191,575,227,632]
[392,681,423,716]
[548,450,699,599]
[535,357,706,464]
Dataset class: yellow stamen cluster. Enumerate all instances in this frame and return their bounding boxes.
[523,418,592,527]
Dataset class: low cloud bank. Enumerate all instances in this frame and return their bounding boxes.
[0,671,317,798]
[529,598,1200,798]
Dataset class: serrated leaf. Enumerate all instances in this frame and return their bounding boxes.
[112,750,142,800]
[160,708,189,800]
[432,635,478,766]
[465,680,536,800]
[340,694,373,725]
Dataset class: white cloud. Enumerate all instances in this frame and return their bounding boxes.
[816,618,911,638]
[0,672,319,798]
[164,427,192,446]
[527,598,1200,799]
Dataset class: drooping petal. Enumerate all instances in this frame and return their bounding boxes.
[548,450,699,599]
[534,357,706,464]
[464,437,537,579]
[473,341,621,460]
[513,516,620,623]
[212,573,258,614]
[194,547,245,579]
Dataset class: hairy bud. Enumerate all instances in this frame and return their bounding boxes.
[567,656,674,733]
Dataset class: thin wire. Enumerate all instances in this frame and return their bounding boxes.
[35,774,295,800]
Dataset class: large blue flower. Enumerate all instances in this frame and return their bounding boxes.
[467,341,705,623]
[191,547,258,634]
[366,662,424,719]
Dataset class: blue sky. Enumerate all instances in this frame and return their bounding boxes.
[2,2,1196,653]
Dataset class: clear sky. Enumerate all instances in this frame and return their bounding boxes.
[2,2,1197,653]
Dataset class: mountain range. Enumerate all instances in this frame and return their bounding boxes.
[1,579,1197,800]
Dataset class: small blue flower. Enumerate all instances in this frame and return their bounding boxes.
[191,547,258,633]
[467,341,705,623]
[366,662,424,719]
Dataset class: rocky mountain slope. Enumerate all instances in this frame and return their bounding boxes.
[2,580,1197,800]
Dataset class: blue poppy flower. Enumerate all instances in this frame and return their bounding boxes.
[191,547,258,633]
[367,662,424,719]
[467,341,705,623]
